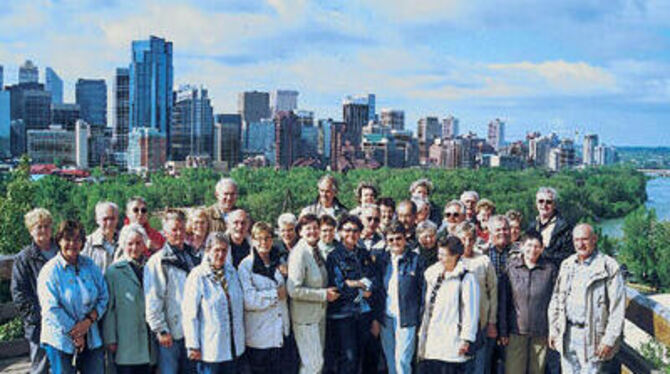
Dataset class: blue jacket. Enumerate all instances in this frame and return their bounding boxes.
[372,248,426,327]
[326,243,378,319]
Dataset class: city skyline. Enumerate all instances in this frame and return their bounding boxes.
[1,0,669,146]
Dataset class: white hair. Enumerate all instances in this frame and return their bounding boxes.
[277,212,297,228]
[215,177,238,193]
[416,220,438,236]
[444,200,465,213]
[118,223,150,252]
[537,186,558,201]
[460,190,479,201]
[225,209,247,225]
[95,201,119,221]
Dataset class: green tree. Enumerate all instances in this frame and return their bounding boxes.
[0,156,36,254]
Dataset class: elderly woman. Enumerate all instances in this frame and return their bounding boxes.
[326,215,378,374]
[186,207,210,260]
[439,200,466,236]
[460,191,480,223]
[83,201,120,272]
[276,212,298,258]
[11,208,59,374]
[103,223,156,373]
[37,220,109,373]
[375,222,425,374]
[349,181,379,217]
[415,221,439,267]
[183,232,245,374]
[499,234,557,374]
[300,175,348,220]
[505,210,523,256]
[475,199,496,245]
[125,196,165,255]
[413,198,432,226]
[409,178,440,223]
[417,235,480,374]
[238,222,290,374]
[456,222,498,374]
[287,214,340,374]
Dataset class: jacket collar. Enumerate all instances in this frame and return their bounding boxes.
[113,260,142,286]
[442,260,467,280]
[88,228,117,248]
[28,241,58,260]
[566,251,609,282]
[511,254,547,269]
[251,246,281,279]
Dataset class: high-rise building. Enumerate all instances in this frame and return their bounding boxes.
[170,85,214,161]
[342,96,369,149]
[367,94,376,122]
[19,60,38,84]
[10,119,26,156]
[45,67,63,104]
[213,114,242,169]
[275,111,301,169]
[442,115,459,138]
[318,119,334,164]
[113,67,130,158]
[270,90,298,114]
[417,116,441,163]
[75,79,107,126]
[0,65,4,89]
[7,82,51,155]
[127,127,167,172]
[51,103,80,130]
[529,135,551,168]
[245,119,275,163]
[27,125,75,165]
[487,118,505,151]
[75,120,89,168]
[129,36,173,142]
[297,111,318,158]
[583,134,599,166]
[238,91,270,148]
[380,109,404,130]
[0,90,9,157]
[595,144,616,165]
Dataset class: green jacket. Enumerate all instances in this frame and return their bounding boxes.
[103,260,156,365]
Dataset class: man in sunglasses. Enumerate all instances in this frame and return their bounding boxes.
[125,196,165,256]
[359,204,384,252]
[438,200,466,236]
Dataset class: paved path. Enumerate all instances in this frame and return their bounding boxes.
[0,355,30,373]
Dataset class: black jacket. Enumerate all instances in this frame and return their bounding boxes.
[526,212,574,268]
[10,242,57,342]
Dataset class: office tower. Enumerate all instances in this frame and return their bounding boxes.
[595,144,616,165]
[75,120,89,168]
[380,109,404,130]
[275,111,301,169]
[270,90,298,114]
[487,118,505,151]
[27,125,75,164]
[75,79,107,126]
[246,119,276,163]
[127,127,167,172]
[583,134,599,166]
[297,111,318,158]
[417,117,441,143]
[342,96,369,149]
[51,103,80,130]
[0,90,9,157]
[7,82,51,155]
[213,114,242,168]
[129,36,173,139]
[19,60,38,84]
[170,85,214,161]
[442,115,459,138]
[45,67,63,104]
[238,91,270,148]
[113,67,130,156]
[0,65,4,89]
[367,94,376,122]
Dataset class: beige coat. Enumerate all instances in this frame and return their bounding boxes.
[287,239,328,325]
[548,251,625,361]
[205,203,227,234]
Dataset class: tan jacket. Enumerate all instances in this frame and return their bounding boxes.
[287,239,328,325]
[205,203,227,233]
[82,228,117,274]
[548,251,625,360]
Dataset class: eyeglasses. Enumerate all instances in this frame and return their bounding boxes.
[365,217,381,223]
[537,199,554,205]
[386,236,404,243]
[341,228,360,233]
[255,236,273,242]
[444,212,460,218]
[133,207,148,214]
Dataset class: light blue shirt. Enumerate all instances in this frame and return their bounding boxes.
[37,252,109,353]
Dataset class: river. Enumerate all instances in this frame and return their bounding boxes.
[598,177,670,238]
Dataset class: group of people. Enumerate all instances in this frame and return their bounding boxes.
[10,175,625,374]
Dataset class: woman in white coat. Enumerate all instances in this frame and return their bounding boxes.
[182,232,245,374]
[417,235,480,374]
[238,222,290,373]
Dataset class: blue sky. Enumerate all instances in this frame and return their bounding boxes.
[1,0,669,146]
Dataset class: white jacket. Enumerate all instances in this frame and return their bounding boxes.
[182,261,245,363]
[238,253,290,349]
[417,261,480,363]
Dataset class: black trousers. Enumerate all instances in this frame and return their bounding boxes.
[418,359,468,374]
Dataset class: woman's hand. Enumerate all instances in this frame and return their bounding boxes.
[157,332,173,348]
[188,348,202,361]
[69,319,92,340]
[106,344,118,353]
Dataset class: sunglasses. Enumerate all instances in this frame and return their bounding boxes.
[341,228,360,233]
[537,199,554,205]
[365,217,381,223]
[133,207,148,214]
[386,236,404,243]
[444,212,460,218]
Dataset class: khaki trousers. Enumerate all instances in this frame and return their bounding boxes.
[505,334,547,374]
[293,317,326,374]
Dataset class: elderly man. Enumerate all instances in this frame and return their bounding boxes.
[438,200,466,236]
[206,177,240,233]
[460,190,480,223]
[527,187,574,268]
[82,201,120,273]
[548,224,624,374]
[359,204,384,251]
[301,175,348,220]
[396,200,418,248]
[225,209,252,268]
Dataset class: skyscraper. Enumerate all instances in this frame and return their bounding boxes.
[583,134,599,166]
[417,117,441,143]
[275,111,301,169]
[113,67,130,155]
[45,67,63,104]
[51,103,80,130]
[129,36,173,140]
[0,90,9,157]
[213,114,242,168]
[0,65,4,89]
[442,115,459,138]
[380,109,404,130]
[270,90,298,114]
[7,82,51,155]
[19,60,38,84]
[170,85,214,160]
[342,96,369,149]
[237,91,270,149]
[487,118,505,151]
[76,79,107,126]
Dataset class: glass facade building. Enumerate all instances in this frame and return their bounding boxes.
[76,79,107,126]
[0,90,10,157]
[45,67,63,104]
[170,85,213,161]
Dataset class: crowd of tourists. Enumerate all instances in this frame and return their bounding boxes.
[11,175,625,374]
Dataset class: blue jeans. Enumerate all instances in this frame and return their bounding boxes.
[473,335,495,374]
[43,344,104,374]
[330,314,372,374]
[158,338,196,374]
[197,360,237,374]
[29,340,49,374]
[380,314,416,374]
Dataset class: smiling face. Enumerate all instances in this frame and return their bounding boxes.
[396,203,416,232]
[320,224,336,244]
[573,225,597,261]
[97,206,119,238]
[209,242,229,269]
[125,232,147,260]
[509,220,522,242]
[253,231,274,254]
[127,201,149,225]
[279,223,297,246]
[228,211,248,242]
[59,234,83,264]
[164,218,186,249]
[412,185,429,200]
[30,220,52,249]
[191,216,209,238]
[523,237,544,264]
[457,231,476,256]
[216,183,238,212]
[380,205,394,227]
[318,180,336,207]
[360,187,376,205]
[490,219,510,248]
[536,192,556,220]
[477,208,492,230]
[361,207,380,234]
[418,230,437,249]
[300,221,320,246]
[438,246,459,270]
[386,233,406,255]
[340,222,361,249]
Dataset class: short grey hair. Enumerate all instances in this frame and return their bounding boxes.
[455,221,476,237]
[118,223,150,252]
[95,201,119,221]
[412,197,429,212]
[277,212,297,228]
[215,177,238,194]
[361,203,380,214]
[416,220,438,236]
[125,196,147,212]
[460,190,479,201]
[489,214,510,229]
[205,231,230,251]
[409,178,433,195]
[536,186,558,201]
[318,175,339,192]
[444,200,465,213]
[225,209,247,225]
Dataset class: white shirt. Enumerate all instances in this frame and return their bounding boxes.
[386,254,401,317]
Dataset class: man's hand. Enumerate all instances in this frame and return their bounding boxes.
[498,336,509,346]
[370,320,381,338]
[458,342,470,356]
[158,332,173,348]
[596,344,613,359]
[69,319,92,340]
[326,287,340,302]
[188,349,202,361]
[548,336,557,350]
[345,279,362,288]
[277,285,288,301]
[486,323,498,338]
[106,344,118,353]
